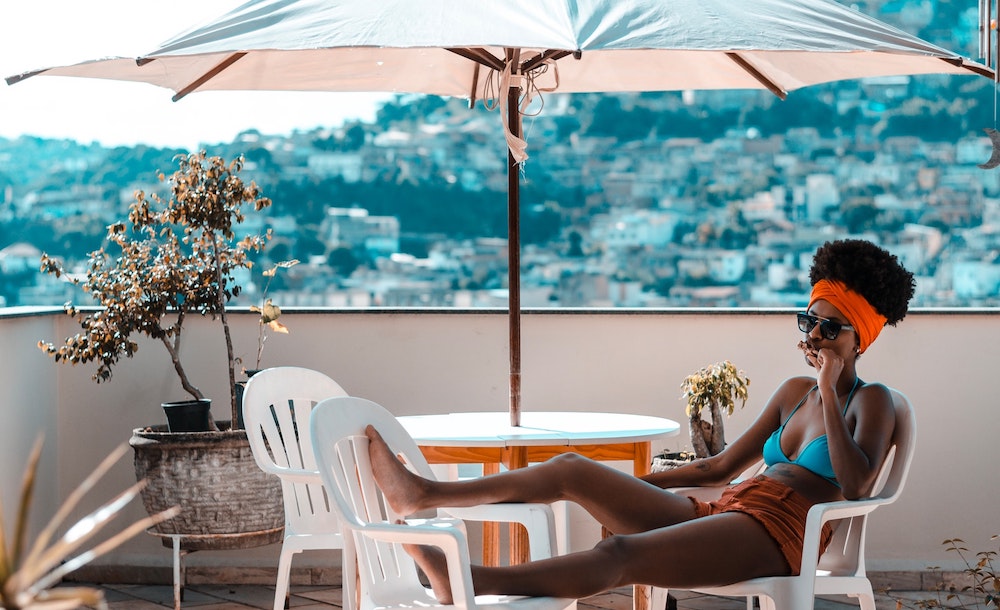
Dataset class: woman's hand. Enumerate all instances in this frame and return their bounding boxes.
[809,346,846,391]
[799,340,846,393]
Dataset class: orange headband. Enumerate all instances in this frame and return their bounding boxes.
[808,279,887,354]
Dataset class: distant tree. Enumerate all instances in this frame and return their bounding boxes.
[344,123,367,150]
[327,246,360,276]
[841,198,880,233]
[743,89,840,136]
[566,231,585,258]
[375,94,449,127]
[294,234,327,260]
[552,115,582,140]
[84,145,185,185]
[520,205,561,245]
[586,97,655,141]
[876,98,966,141]
[243,146,275,169]
[718,226,752,250]
[266,240,292,263]
[268,179,331,224]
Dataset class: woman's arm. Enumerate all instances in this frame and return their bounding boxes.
[808,345,895,499]
[823,381,895,499]
[640,378,806,489]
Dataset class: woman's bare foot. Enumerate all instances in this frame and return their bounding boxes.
[403,542,455,604]
[366,425,427,516]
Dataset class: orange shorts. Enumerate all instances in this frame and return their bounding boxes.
[687,475,833,575]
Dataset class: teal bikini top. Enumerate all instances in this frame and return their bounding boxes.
[762,378,861,487]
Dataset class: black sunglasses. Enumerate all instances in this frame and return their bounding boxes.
[797,312,854,340]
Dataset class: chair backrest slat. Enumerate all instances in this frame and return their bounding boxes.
[243,367,348,529]
[315,398,428,606]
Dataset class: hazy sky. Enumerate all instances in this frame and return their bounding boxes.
[0,1,389,149]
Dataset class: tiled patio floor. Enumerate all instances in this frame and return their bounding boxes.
[72,582,962,610]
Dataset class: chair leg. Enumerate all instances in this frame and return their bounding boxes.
[650,586,667,610]
[273,546,295,610]
[852,591,876,610]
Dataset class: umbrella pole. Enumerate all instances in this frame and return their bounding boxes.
[507,79,522,427]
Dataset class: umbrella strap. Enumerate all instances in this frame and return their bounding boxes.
[495,58,560,165]
[498,64,530,164]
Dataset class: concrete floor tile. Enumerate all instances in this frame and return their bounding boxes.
[292,586,345,606]
[70,580,945,610]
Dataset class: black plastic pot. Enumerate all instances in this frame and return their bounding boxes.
[234,369,262,429]
[162,398,212,432]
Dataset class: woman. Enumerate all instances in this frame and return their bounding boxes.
[367,238,915,602]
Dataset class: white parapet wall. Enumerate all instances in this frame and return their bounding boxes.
[1,307,996,579]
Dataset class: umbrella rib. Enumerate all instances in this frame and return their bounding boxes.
[5,69,46,86]
[726,52,788,100]
[447,48,506,72]
[164,52,248,102]
[940,56,995,79]
[522,49,574,73]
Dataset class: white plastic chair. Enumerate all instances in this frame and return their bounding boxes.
[309,395,578,610]
[651,387,916,610]
[242,367,349,610]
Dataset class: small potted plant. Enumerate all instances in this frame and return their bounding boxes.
[680,360,750,459]
[37,152,286,552]
[244,258,299,376]
[233,259,299,425]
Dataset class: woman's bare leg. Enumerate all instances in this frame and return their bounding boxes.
[406,512,789,602]
[366,425,696,534]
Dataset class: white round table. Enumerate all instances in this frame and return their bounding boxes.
[397,411,679,610]
[397,411,679,549]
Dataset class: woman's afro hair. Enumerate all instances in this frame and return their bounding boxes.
[809,239,915,326]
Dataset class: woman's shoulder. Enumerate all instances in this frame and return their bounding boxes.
[777,375,818,395]
[854,381,895,409]
[766,376,818,410]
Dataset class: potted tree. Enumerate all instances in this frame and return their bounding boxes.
[655,360,750,470]
[681,360,750,458]
[37,151,285,551]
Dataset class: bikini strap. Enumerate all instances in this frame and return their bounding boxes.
[781,385,818,426]
[841,377,863,415]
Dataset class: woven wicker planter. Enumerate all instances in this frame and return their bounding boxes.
[129,422,284,551]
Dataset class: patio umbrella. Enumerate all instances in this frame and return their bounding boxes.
[9,0,991,425]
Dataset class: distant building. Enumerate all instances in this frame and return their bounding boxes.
[307,152,364,182]
[952,259,1000,300]
[590,210,678,250]
[804,174,840,220]
[323,207,400,258]
[0,242,41,275]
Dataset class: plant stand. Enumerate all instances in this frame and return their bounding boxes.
[147,532,189,610]
[148,529,285,610]
[131,422,284,609]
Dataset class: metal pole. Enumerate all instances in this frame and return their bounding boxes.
[506,52,522,427]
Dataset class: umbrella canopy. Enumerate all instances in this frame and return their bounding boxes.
[9,0,991,424]
[10,0,990,99]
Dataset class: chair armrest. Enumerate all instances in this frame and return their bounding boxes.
[358,518,476,607]
[805,496,887,529]
[667,485,728,502]
[257,466,323,485]
[441,503,558,560]
[798,496,890,576]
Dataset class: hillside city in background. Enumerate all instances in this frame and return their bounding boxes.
[2,0,1000,310]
